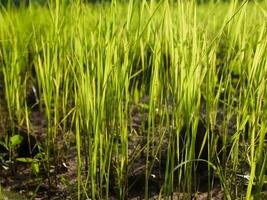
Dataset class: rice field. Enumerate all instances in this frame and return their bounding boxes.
[0,0,267,199]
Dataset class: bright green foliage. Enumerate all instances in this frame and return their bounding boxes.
[0,0,267,199]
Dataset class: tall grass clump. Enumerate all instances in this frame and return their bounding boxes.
[0,0,267,199]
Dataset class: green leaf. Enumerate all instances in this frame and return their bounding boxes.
[10,135,23,147]
[32,162,40,175]
[34,152,47,161]
[16,157,35,163]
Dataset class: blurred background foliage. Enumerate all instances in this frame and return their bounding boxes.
[0,0,257,8]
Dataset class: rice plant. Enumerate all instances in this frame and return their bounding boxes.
[0,0,267,199]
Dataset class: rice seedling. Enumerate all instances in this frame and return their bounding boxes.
[0,0,267,199]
